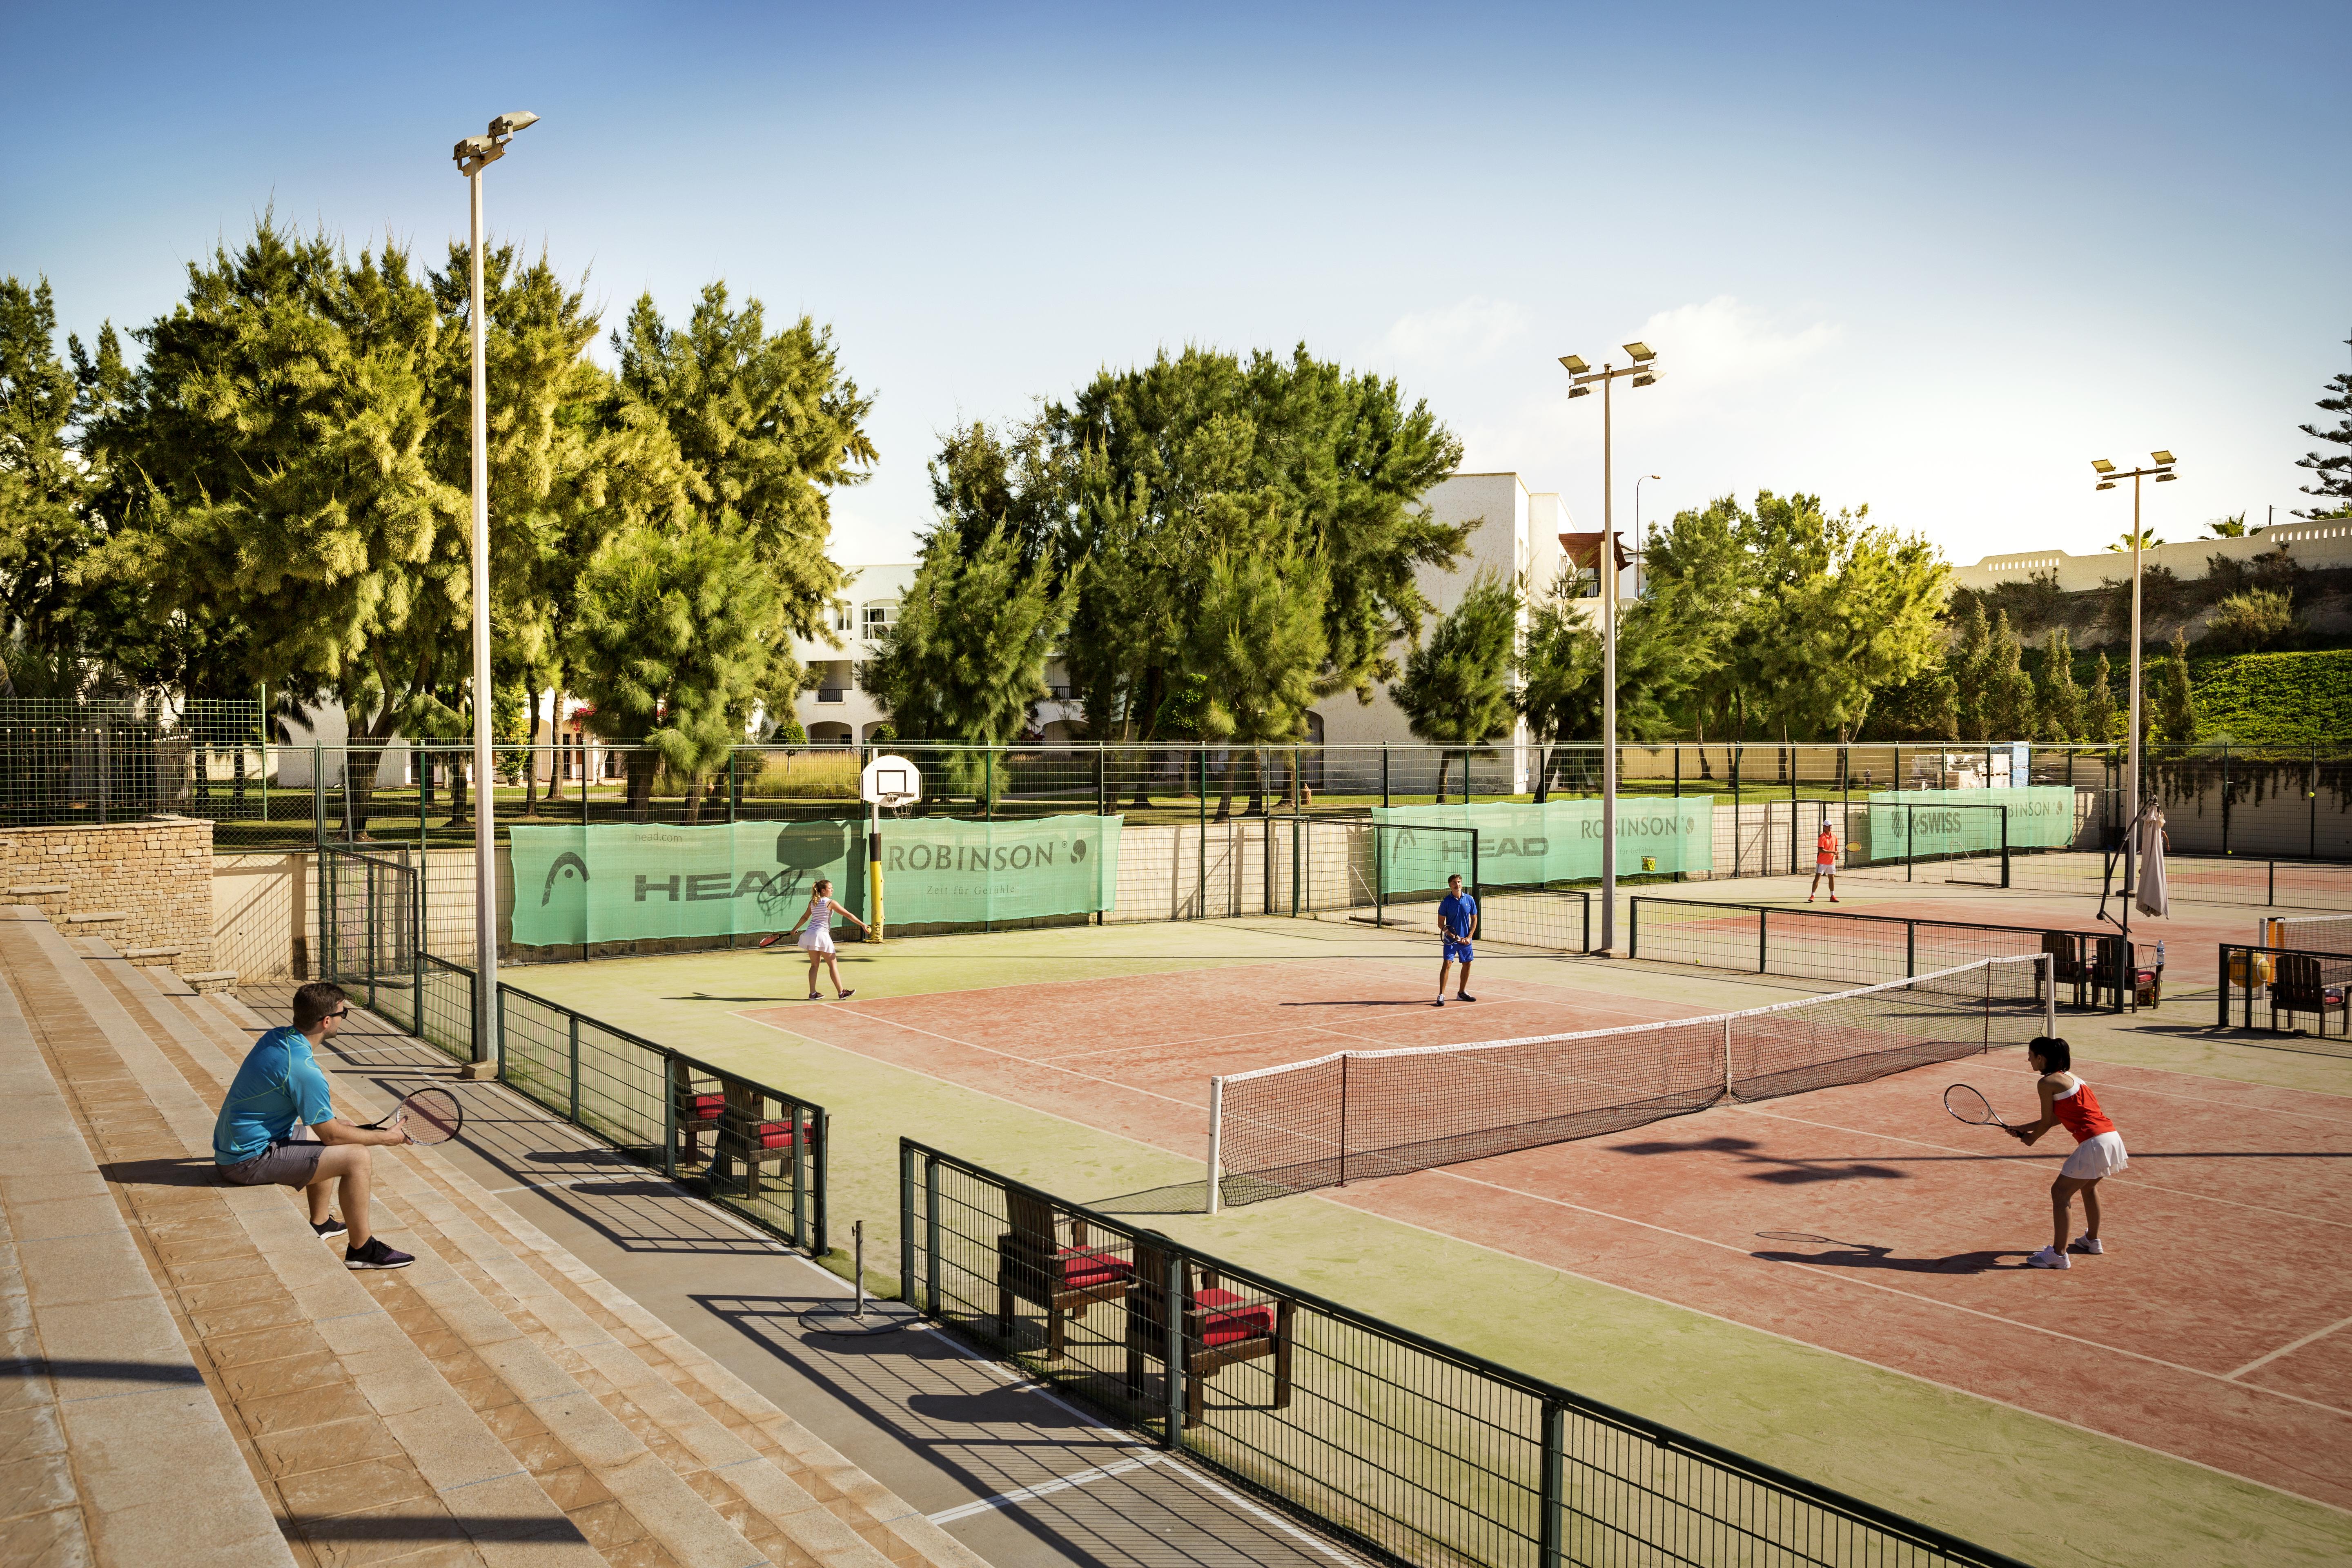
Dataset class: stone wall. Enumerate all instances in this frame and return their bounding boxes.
[2,815,215,968]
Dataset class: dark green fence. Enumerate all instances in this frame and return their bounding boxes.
[316,846,829,1254]
[899,1138,2034,1568]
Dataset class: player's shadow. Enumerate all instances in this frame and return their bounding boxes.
[1752,1242,2022,1274]
[1613,1134,1909,1185]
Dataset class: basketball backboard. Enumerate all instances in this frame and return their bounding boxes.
[860,754,922,806]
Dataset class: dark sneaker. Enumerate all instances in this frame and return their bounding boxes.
[1433,998,1445,1007]
[1457,993,1477,1003]
[836,989,855,1000]
[345,1237,414,1271]
[312,1217,349,1241]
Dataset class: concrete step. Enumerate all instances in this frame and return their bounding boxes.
[2,915,618,1568]
[0,909,291,1568]
[84,953,782,1568]
[171,975,973,1568]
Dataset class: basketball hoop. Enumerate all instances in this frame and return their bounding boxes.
[858,756,922,942]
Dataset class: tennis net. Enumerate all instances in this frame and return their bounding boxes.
[2258,914,2352,953]
[1208,955,2052,1208]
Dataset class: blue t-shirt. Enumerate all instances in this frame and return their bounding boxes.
[1437,892,1477,942]
[213,1026,336,1165]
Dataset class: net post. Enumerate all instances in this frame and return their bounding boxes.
[1205,1078,1224,1216]
[2042,953,2056,1035]
[1539,1400,1564,1568]
[1906,920,1916,978]
[1722,1014,1734,1100]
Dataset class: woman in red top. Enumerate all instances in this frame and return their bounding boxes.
[2010,1036,2128,1270]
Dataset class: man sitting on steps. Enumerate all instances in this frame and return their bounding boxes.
[212,981,415,1271]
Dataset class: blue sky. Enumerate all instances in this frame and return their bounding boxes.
[6,2,2345,568]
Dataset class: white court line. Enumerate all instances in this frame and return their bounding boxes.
[926,1457,1163,1523]
[1426,1163,2352,1420]
[1734,1102,2352,1233]
[749,1008,1212,1115]
[2227,1315,2352,1383]
[784,1253,1366,1566]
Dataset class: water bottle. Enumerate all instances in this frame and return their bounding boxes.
[2155,940,2166,971]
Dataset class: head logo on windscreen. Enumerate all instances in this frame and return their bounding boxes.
[540,851,589,906]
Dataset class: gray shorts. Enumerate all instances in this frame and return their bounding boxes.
[218,1140,325,1188]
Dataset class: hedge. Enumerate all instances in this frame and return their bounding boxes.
[2171,648,2352,748]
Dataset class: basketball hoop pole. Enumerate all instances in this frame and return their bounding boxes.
[869,795,884,943]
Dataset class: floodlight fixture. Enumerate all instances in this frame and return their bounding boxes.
[2092,459,2116,474]
[489,111,539,137]
[1567,385,1592,398]
[2155,472,2176,482]
[2096,481,2117,491]
[2150,450,2174,465]
[1623,342,1656,363]
[454,134,495,161]
[1558,354,1590,374]
[1631,370,1661,388]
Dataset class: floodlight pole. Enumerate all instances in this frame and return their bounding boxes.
[454,114,537,1071]
[1561,349,1663,955]
[2091,453,2177,901]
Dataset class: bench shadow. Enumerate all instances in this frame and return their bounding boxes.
[101,1158,223,1189]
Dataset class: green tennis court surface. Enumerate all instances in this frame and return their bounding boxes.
[509,911,2352,1568]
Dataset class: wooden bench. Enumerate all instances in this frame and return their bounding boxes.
[1125,1237,1293,1424]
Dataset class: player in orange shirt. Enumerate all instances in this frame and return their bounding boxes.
[2009,1036,2128,1270]
[1807,821,1840,902]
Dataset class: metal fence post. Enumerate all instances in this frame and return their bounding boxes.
[813,1113,830,1258]
[313,744,325,848]
[1163,1245,1186,1448]
[2000,806,2011,889]
[568,1014,581,1123]
[1539,1401,1565,1568]
[365,869,380,1010]
[2217,946,2228,1030]
[412,872,424,1031]
[1757,908,1768,975]
[793,1105,808,1251]
[899,1143,917,1307]
[663,1056,678,1180]
[1906,803,1915,882]
[923,1153,940,1315]
[1097,747,1107,817]
[1381,743,1389,810]
[1197,746,1207,919]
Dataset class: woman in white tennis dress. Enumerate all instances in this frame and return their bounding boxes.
[783,878,866,1000]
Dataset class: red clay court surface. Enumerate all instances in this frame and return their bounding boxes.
[742,961,2352,1509]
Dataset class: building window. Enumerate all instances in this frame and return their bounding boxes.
[833,603,853,633]
[862,601,898,640]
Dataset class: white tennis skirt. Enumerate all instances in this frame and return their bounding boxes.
[2061,1130,2128,1180]
[796,926,835,955]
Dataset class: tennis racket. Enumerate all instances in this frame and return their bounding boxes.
[1944,1084,2022,1138]
[365,1087,463,1145]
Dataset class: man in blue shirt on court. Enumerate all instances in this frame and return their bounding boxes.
[1435,873,1477,1006]
[214,981,414,1270]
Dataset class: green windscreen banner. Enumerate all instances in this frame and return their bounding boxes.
[1864,787,2076,857]
[1370,797,1716,894]
[508,815,1122,947]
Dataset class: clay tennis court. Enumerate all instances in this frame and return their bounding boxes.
[740,956,2352,1511]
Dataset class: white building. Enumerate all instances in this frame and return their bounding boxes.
[1949,517,2352,595]
[788,472,1582,784]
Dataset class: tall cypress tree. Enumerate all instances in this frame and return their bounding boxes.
[2083,651,2118,743]
[2295,334,2352,518]
[2036,628,2083,740]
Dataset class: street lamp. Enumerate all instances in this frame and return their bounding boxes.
[1559,344,1665,955]
[452,110,539,1074]
[2090,448,2177,900]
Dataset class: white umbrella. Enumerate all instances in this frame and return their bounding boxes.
[2136,807,2169,920]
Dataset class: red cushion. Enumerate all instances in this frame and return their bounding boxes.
[1056,1245,1131,1290]
[684,1093,724,1121]
[753,1122,804,1148]
[1196,1286,1273,1345]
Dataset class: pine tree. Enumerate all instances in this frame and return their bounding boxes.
[1391,570,1518,801]
[0,276,96,680]
[568,524,782,821]
[2154,632,2199,749]
[858,523,1075,802]
[1187,546,1329,816]
[2083,651,2118,743]
[2295,334,2352,519]
[1950,597,1992,741]
[2036,629,2083,740]
[1981,612,2034,740]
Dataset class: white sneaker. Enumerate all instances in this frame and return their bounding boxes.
[2027,1247,2071,1270]
[2067,1236,2105,1255]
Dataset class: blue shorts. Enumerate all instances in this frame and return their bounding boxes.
[1443,939,1474,964]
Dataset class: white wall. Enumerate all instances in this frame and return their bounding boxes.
[1952,520,2352,595]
